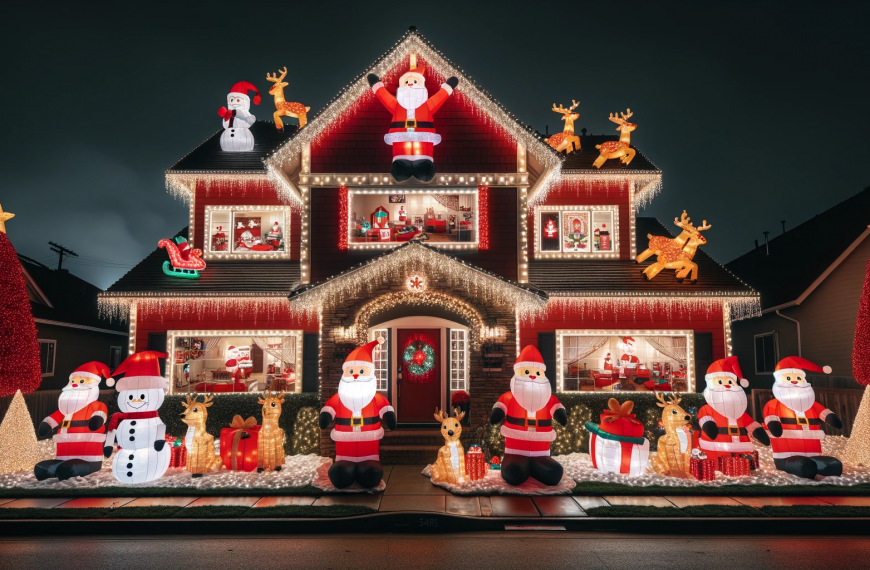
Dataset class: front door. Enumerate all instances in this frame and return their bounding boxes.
[397,329,441,423]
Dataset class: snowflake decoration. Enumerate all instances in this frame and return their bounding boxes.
[406,274,427,292]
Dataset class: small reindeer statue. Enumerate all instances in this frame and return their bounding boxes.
[636,210,711,283]
[257,391,286,473]
[266,67,310,131]
[544,100,581,154]
[592,109,637,168]
[180,395,222,477]
[430,407,467,485]
[650,393,694,478]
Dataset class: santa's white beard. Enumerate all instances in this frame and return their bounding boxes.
[58,384,99,415]
[773,382,816,413]
[704,386,748,420]
[510,375,551,414]
[338,375,377,415]
[397,86,427,110]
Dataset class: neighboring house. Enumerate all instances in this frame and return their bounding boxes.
[19,255,129,390]
[726,188,870,389]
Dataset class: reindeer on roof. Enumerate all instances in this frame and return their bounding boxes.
[266,67,310,131]
[636,210,711,283]
[592,109,636,168]
[544,100,581,154]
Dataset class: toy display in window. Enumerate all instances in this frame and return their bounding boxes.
[562,213,589,252]
[398,206,407,222]
[617,336,639,377]
[371,206,389,229]
[211,225,228,251]
[602,352,614,372]
[266,221,283,248]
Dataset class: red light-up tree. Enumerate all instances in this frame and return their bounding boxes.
[844,256,870,465]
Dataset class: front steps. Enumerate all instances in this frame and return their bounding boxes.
[379,427,476,464]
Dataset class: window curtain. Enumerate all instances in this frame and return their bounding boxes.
[431,195,460,211]
[188,337,222,361]
[645,336,688,365]
[252,337,296,365]
[563,336,608,365]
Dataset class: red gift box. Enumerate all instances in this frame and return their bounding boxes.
[738,450,760,471]
[220,416,261,472]
[165,435,187,468]
[465,445,487,481]
[718,456,750,477]
[690,457,716,481]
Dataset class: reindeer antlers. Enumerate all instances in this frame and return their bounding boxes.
[266,67,288,83]
[674,210,712,232]
[552,100,580,114]
[608,108,633,125]
[656,392,684,408]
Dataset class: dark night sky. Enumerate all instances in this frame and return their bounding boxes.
[2,1,868,289]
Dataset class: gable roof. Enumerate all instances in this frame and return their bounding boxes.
[167,122,297,174]
[726,188,870,310]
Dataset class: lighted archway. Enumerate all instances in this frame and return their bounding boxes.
[353,291,485,348]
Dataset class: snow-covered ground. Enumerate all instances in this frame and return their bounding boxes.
[421,464,575,495]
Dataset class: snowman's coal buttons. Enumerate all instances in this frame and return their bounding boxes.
[131,421,137,426]
[127,472,133,477]
[129,429,135,434]
[127,463,132,468]
[129,436,135,441]
[129,454,134,460]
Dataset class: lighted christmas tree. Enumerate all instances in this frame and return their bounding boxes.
[843,256,870,466]
[0,390,41,474]
[0,205,42,397]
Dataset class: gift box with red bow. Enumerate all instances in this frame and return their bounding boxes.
[165,435,187,468]
[584,399,650,476]
[690,455,716,481]
[220,415,261,472]
[718,455,751,477]
[465,445,487,481]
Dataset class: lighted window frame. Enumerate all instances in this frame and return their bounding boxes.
[164,330,303,394]
[203,205,293,259]
[371,328,389,392]
[533,205,620,259]
[450,329,468,392]
[346,188,480,250]
[555,329,695,393]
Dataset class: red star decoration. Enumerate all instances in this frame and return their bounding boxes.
[408,276,423,290]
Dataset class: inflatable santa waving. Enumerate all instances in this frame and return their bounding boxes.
[489,345,568,486]
[367,54,458,182]
[698,356,770,463]
[320,338,396,488]
[35,362,110,481]
[763,356,843,479]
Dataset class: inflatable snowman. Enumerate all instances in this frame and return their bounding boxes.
[218,81,260,152]
[105,351,171,484]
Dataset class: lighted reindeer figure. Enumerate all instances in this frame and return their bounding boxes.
[257,391,286,473]
[592,109,637,168]
[180,395,223,477]
[430,407,467,485]
[544,100,581,154]
[650,393,694,479]
[636,211,711,283]
[266,67,310,131]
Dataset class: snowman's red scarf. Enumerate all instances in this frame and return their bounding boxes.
[108,411,159,431]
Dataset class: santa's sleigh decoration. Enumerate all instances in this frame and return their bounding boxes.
[159,236,206,279]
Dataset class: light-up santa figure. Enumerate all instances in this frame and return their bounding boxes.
[602,352,614,372]
[319,338,397,488]
[763,356,843,479]
[104,351,171,484]
[544,218,558,238]
[218,81,260,152]
[489,346,567,486]
[367,55,458,182]
[698,356,769,464]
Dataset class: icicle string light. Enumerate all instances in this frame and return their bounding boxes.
[165,172,302,212]
[528,295,760,324]
[98,296,291,323]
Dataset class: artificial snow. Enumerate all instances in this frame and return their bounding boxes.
[421,464,574,495]
[557,436,870,488]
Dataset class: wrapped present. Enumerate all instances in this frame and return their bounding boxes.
[489,456,501,471]
[690,450,716,481]
[165,435,187,468]
[737,450,760,471]
[219,415,261,472]
[718,455,751,477]
[584,399,650,476]
[465,445,487,481]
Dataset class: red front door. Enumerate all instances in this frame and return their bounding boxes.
[397,329,441,423]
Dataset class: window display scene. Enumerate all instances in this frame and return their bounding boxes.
[207,208,287,254]
[349,192,476,244]
[538,208,615,255]
[171,334,299,393]
[560,333,690,392]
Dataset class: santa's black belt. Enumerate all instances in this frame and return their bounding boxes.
[57,420,91,429]
[780,417,821,425]
[390,121,435,128]
[506,416,551,428]
[717,426,748,435]
[335,417,380,426]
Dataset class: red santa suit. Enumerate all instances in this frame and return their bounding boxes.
[44,401,107,463]
[322,392,394,463]
[494,391,563,458]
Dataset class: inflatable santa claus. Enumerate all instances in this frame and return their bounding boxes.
[320,338,396,488]
[35,362,110,481]
[367,56,458,182]
[763,356,843,479]
[698,356,770,463]
[489,345,568,486]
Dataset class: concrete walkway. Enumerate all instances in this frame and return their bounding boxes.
[3,465,870,516]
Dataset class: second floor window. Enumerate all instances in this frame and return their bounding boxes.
[535,205,619,258]
[204,206,291,258]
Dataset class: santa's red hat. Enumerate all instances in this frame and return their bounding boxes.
[774,356,831,380]
[343,338,384,371]
[70,361,111,383]
[514,345,546,372]
[706,356,749,388]
[108,351,168,392]
[229,81,261,105]
[622,336,635,345]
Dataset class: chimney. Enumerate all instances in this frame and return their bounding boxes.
[754,239,759,249]
[781,220,786,234]
[763,231,770,256]
[580,127,587,136]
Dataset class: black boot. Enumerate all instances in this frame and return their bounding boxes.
[529,456,564,486]
[34,459,64,481]
[56,459,102,481]
[500,454,531,486]
[774,456,818,479]
[810,456,843,477]
[412,159,436,182]
[355,460,384,488]
[328,460,357,489]
[391,160,414,182]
